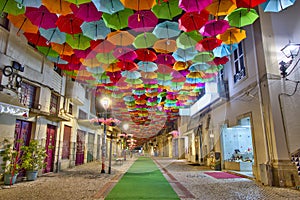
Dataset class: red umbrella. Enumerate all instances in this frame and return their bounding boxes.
[135,48,157,61]
[199,19,230,37]
[73,48,97,59]
[196,38,222,51]
[70,2,102,22]
[60,54,82,64]
[236,0,267,8]
[25,5,58,29]
[156,54,175,65]
[157,64,174,73]
[208,56,229,65]
[178,10,209,32]
[113,47,138,61]
[117,60,138,70]
[90,39,116,53]
[107,71,122,83]
[128,10,158,33]
[179,0,212,13]
[23,32,49,46]
[56,14,84,34]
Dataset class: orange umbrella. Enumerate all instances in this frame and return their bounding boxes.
[141,72,157,79]
[80,57,102,67]
[7,14,38,34]
[173,61,190,71]
[106,31,135,46]
[42,0,73,15]
[51,43,74,56]
[153,39,177,53]
[104,63,121,72]
[120,0,156,10]
[187,72,205,78]
[217,27,246,44]
[206,0,236,17]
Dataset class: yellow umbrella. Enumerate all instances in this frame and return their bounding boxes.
[187,72,205,78]
[217,27,246,44]
[153,39,177,53]
[141,72,157,79]
[42,0,73,15]
[206,0,236,17]
[135,99,147,104]
[107,31,135,46]
[104,63,121,72]
[51,43,74,56]
[173,61,190,71]
[120,0,156,10]
[80,57,102,67]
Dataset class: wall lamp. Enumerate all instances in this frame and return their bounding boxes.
[279,41,300,78]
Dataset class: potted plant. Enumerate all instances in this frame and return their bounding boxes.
[0,139,21,185]
[20,140,47,181]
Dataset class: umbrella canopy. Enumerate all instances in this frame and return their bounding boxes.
[189,63,211,72]
[135,48,157,61]
[8,14,38,34]
[133,32,158,49]
[260,0,296,12]
[51,43,74,56]
[42,0,73,15]
[23,32,49,46]
[156,54,176,65]
[117,60,138,70]
[96,51,117,64]
[152,21,181,39]
[64,0,92,5]
[199,19,230,37]
[25,5,58,29]
[39,27,66,44]
[151,0,182,20]
[113,47,137,61]
[120,0,156,10]
[15,0,42,8]
[138,61,158,72]
[121,71,141,79]
[102,8,133,30]
[153,39,177,53]
[90,39,116,53]
[178,10,209,32]
[92,0,125,14]
[128,10,158,32]
[56,14,84,34]
[196,37,222,51]
[172,47,198,62]
[192,52,214,63]
[0,0,25,15]
[236,0,267,8]
[206,0,237,17]
[217,27,246,44]
[107,30,135,46]
[176,31,202,49]
[226,8,259,28]
[173,61,190,71]
[70,2,102,22]
[66,33,91,50]
[179,0,212,13]
[213,43,238,57]
[80,20,111,40]
[37,46,59,57]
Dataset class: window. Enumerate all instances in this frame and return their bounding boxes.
[53,64,62,76]
[78,109,87,119]
[68,103,73,115]
[20,82,37,108]
[233,43,246,83]
[0,12,9,30]
[50,93,59,114]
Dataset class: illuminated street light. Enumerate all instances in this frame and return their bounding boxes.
[100,97,110,174]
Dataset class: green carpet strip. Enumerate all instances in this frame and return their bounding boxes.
[105,157,180,199]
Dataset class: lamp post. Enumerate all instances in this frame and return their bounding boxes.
[108,126,114,174]
[100,97,110,174]
[123,124,129,161]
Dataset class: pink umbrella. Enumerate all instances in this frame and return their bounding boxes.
[179,0,212,13]
[128,10,158,32]
[199,19,230,37]
[90,39,116,53]
[25,5,58,29]
[113,47,138,61]
[70,2,102,22]
[73,48,97,59]
[156,54,175,65]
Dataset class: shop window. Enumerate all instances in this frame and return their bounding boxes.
[50,93,59,114]
[20,82,38,108]
[233,43,246,83]
[78,109,87,119]
[0,13,9,30]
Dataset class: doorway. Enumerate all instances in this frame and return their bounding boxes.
[44,125,56,173]
[75,130,85,166]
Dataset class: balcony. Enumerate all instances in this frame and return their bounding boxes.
[65,80,85,105]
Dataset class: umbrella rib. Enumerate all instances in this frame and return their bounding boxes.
[17,18,27,35]
[1,0,9,14]
[48,28,56,43]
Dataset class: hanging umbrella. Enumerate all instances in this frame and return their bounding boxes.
[213,43,238,57]
[42,0,73,15]
[189,63,211,72]
[172,47,198,62]
[0,0,25,16]
[176,31,202,49]
[208,57,229,65]
[133,32,158,49]
[156,54,175,65]
[192,52,214,63]
[25,5,58,29]
[113,47,137,61]
[80,20,111,40]
[37,46,59,57]
[226,8,259,28]
[7,14,38,34]
[121,71,141,79]
[92,0,124,14]
[178,10,209,32]
[157,64,174,74]
[135,48,157,61]
[206,0,237,17]
[151,0,182,20]
[117,60,138,70]
[152,21,181,39]
[196,37,222,51]
[179,0,212,13]
[56,14,84,35]
[236,0,267,8]
[107,30,135,46]
[23,32,49,46]
[61,54,82,64]
[141,71,157,79]
[138,61,158,72]
[51,43,74,56]
[173,61,190,71]
[125,78,143,85]
[120,0,156,10]
[70,2,102,22]
[103,9,134,31]
[74,48,96,59]
[15,0,42,8]
[66,33,91,50]
[90,39,116,53]
[153,39,177,53]
[64,0,92,5]
[96,51,117,64]
[199,19,230,37]
[39,27,66,44]
[104,63,121,72]
[128,10,158,33]
[47,56,69,64]
[261,0,296,12]
[86,66,106,74]
[217,27,246,44]
[81,57,102,67]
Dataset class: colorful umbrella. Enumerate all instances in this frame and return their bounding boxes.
[261,0,296,12]
[104,63,121,72]
[37,46,59,57]
[178,10,209,32]
[173,61,190,71]
[133,32,158,49]
[15,0,42,8]
[213,43,238,57]
[47,56,68,64]
[66,33,91,50]
[42,0,73,15]
[121,71,141,79]
[39,27,66,44]
[96,51,117,64]
[206,0,237,17]
[107,30,135,46]
[151,0,182,20]
[128,10,158,32]
[120,0,156,10]
[0,0,25,16]
[51,43,74,56]
[135,48,157,61]
[192,52,214,63]
[199,19,230,37]
[138,61,158,72]
[152,21,181,39]
[23,32,48,46]
[179,0,212,13]
[196,37,222,51]
[80,20,111,40]
[172,47,198,62]
[226,8,259,28]
[25,5,58,29]
[92,0,125,14]
[117,60,138,70]
[189,63,211,72]
[113,47,137,61]
[102,8,133,30]
[236,0,267,8]
[56,14,84,35]
[81,57,102,67]
[156,54,175,65]
[70,2,102,22]
[64,0,92,5]
[176,31,202,49]
[153,39,177,53]
[217,27,246,44]
[7,14,38,34]
[90,39,116,53]
[74,48,96,59]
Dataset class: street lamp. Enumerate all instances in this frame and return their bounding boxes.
[100,97,110,174]
[123,124,129,161]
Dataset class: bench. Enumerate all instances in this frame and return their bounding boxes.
[115,158,124,165]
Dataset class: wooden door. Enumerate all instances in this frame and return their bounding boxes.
[75,130,85,166]
[44,125,56,173]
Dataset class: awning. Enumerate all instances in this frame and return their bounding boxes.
[0,91,29,117]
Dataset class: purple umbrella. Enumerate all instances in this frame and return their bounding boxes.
[179,0,212,13]
[113,47,138,61]
[25,5,58,29]
[156,54,176,65]
[199,19,230,37]
[70,2,102,22]
[128,10,158,33]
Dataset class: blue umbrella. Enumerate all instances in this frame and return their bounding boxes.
[261,0,296,12]
[15,0,42,8]
[39,28,66,44]
[86,66,105,74]
[172,47,198,62]
[189,63,211,72]
[47,56,68,64]
[138,61,158,72]
[121,70,141,79]
[80,20,111,40]
[92,0,124,14]
[213,44,238,57]
[152,21,181,39]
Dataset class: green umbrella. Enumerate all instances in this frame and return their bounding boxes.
[157,72,173,81]
[151,0,182,20]
[176,31,203,49]
[125,78,143,85]
[192,52,214,63]
[133,32,158,49]
[1,0,25,15]
[205,65,223,73]
[102,8,134,30]
[66,34,91,50]
[225,8,259,28]
[36,46,59,57]
[64,0,91,5]
[96,52,117,64]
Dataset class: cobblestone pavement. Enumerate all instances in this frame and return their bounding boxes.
[1,156,300,200]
